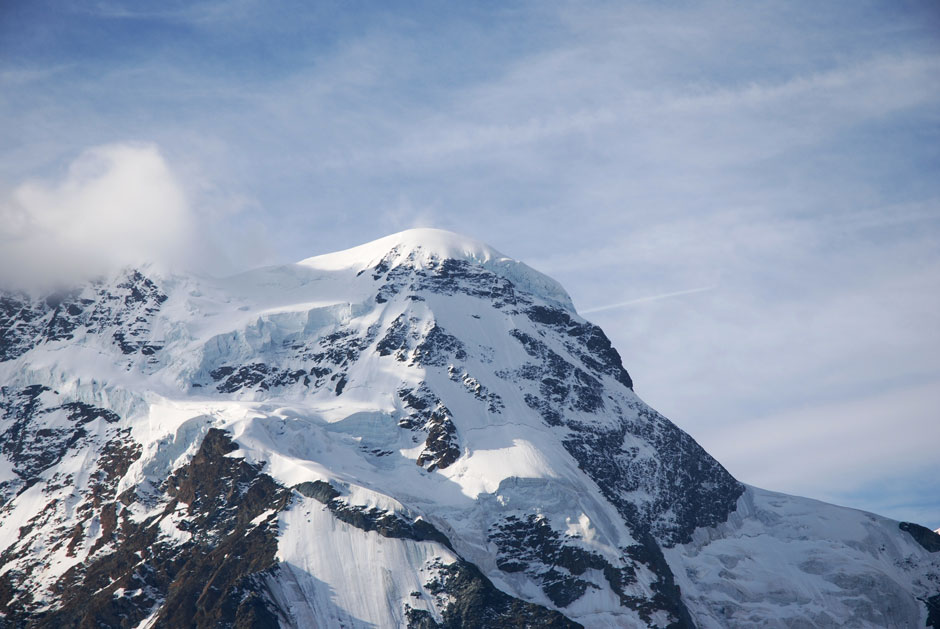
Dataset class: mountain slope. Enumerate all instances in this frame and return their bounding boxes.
[0,228,937,628]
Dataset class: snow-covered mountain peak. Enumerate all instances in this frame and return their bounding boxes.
[1,229,938,628]
[298,228,502,271]
[296,227,575,311]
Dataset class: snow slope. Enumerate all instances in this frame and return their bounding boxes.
[0,228,937,628]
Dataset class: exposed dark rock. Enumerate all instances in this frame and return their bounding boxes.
[405,606,441,629]
[293,480,340,503]
[508,329,605,418]
[61,401,121,425]
[424,560,582,629]
[195,320,383,399]
[525,306,633,390]
[0,397,144,624]
[0,294,44,362]
[510,302,742,585]
[622,533,696,628]
[556,408,739,624]
[412,324,467,367]
[297,479,454,551]
[419,408,460,471]
[448,367,503,414]
[377,313,414,360]
[900,522,940,553]
[562,405,743,547]
[211,363,308,393]
[333,374,347,395]
[313,328,373,366]
[0,386,127,500]
[2,428,289,629]
[926,593,940,628]
[0,269,167,364]
[367,253,525,312]
[112,331,163,356]
[210,365,236,380]
[522,393,563,426]
[489,514,637,608]
[3,418,571,628]
[418,259,520,309]
[399,385,461,471]
[375,264,414,303]
[369,247,399,280]
[378,316,467,368]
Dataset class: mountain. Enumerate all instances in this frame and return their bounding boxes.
[0,228,937,628]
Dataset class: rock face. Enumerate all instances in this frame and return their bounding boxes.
[0,228,937,628]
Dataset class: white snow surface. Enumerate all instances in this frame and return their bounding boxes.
[0,228,937,627]
[665,487,939,628]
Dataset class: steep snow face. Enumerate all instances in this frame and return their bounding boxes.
[0,229,938,628]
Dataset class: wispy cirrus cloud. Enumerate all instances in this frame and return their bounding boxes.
[580,286,717,314]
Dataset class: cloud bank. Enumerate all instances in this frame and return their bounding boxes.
[0,143,194,288]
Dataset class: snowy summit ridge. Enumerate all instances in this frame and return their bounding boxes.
[298,227,576,311]
[0,229,938,628]
[299,228,505,270]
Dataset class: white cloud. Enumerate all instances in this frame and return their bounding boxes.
[0,143,193,288]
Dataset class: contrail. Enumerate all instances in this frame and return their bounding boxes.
[580,285,716,314]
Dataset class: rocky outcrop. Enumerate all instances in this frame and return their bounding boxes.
[0,270,166,364]
[900,522,940,553]
[398,384,461,471]
[1,428,287,628]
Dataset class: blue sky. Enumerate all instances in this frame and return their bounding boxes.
[2,0,939,526]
